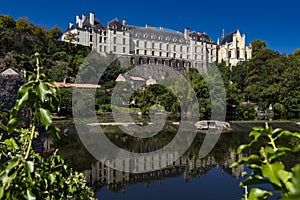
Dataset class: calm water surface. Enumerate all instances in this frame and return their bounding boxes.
[50,120,284,200]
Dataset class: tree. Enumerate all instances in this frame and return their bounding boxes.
[251,40,268,57]
[47,25,62,40]
[0,15,15,29]
[15,18,32,33]
[63,32,77,43]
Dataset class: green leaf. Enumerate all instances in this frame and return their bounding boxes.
[7,118,20,134]
[282,131,300,139]
[35,108,52,129]
[230,154,261,168]
[277,169,293,184]
[272,128,282,135]
[26,189,36,200]
[3,138,19,150]
[0,186,3,199]
[249,130,261,140]
[25,161,34,174]
[248,188,272,200]
[15,88,29,109]
[252,126,264,131]
[237,144,249,154]
[48,173,56,184]
[37,82,48,102]
[241,175,269,186]
[261,162,285,187]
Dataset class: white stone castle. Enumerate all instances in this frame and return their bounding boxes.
[62,12,252,68]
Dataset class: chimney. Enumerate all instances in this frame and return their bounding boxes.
[82,14,86,22]
[76,15,80,24]
[122,19,126,26]
[89,12,94,25]
[160,26,163,30]
[184,28,190,40]
[146,24,150,28]
[222,28,225,39]
[69,22,73,29]
[78,19,83,28]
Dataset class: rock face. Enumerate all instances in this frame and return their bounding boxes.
[0,68,25,111]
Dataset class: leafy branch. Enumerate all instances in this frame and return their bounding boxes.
[0,53,96,199]
[231,123,300,200]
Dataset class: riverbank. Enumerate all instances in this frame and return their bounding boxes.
[230,121,300,132]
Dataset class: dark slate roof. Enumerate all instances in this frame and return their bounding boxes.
[128,26,187,44]
[107,18,127,31]
[65,16,105,32]
[189,31,216,44]
[220,30,238,45]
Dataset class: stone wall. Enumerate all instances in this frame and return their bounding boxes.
[0,74,25,111]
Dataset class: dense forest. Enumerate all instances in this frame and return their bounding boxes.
[1,14,300,120]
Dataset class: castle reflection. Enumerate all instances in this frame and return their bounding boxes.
[83,145,245,193]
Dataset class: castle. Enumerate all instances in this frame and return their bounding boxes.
[62,12,252,69]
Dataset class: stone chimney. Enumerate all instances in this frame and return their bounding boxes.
[146,24,150,28]
[89,12,94,25]
[82,14,86,22]
[184,28,190,40]
[76,15,80,24]
[69,22,73,29]
[78,19,82,28]
[122,19,126,26]
[160,26,163,30]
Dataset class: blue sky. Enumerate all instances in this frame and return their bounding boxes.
[1,0,300,55]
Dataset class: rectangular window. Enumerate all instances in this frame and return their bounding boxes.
[187,47,189,53]
[123,38,126,45]
[174,45,176,51]
[180,46,182,52]
[99,37,102,43]
[159,43,162,50]
[152,42,155,49]
[144,50,147,55]
[123,47,126,53]
[113,46,117,52]
[113,37,116,44]
[99,45,102,52]
[136,40,139,47]
[152,51,155,56]
[166,52,169,57]
[90,35,93,42]
[159,52,162,57]
[104,46,107,52]
[136,49,139,54]
[104,37,107,43]
[144,41,147,48]
[173,53,176,58]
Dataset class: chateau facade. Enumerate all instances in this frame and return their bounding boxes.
[62,12,252,69]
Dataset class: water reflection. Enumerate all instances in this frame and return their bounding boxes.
[48,123,250,199]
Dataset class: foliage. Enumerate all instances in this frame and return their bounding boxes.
[236,104,257,120]
[0,54,96,199]
[231,124,300,200]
